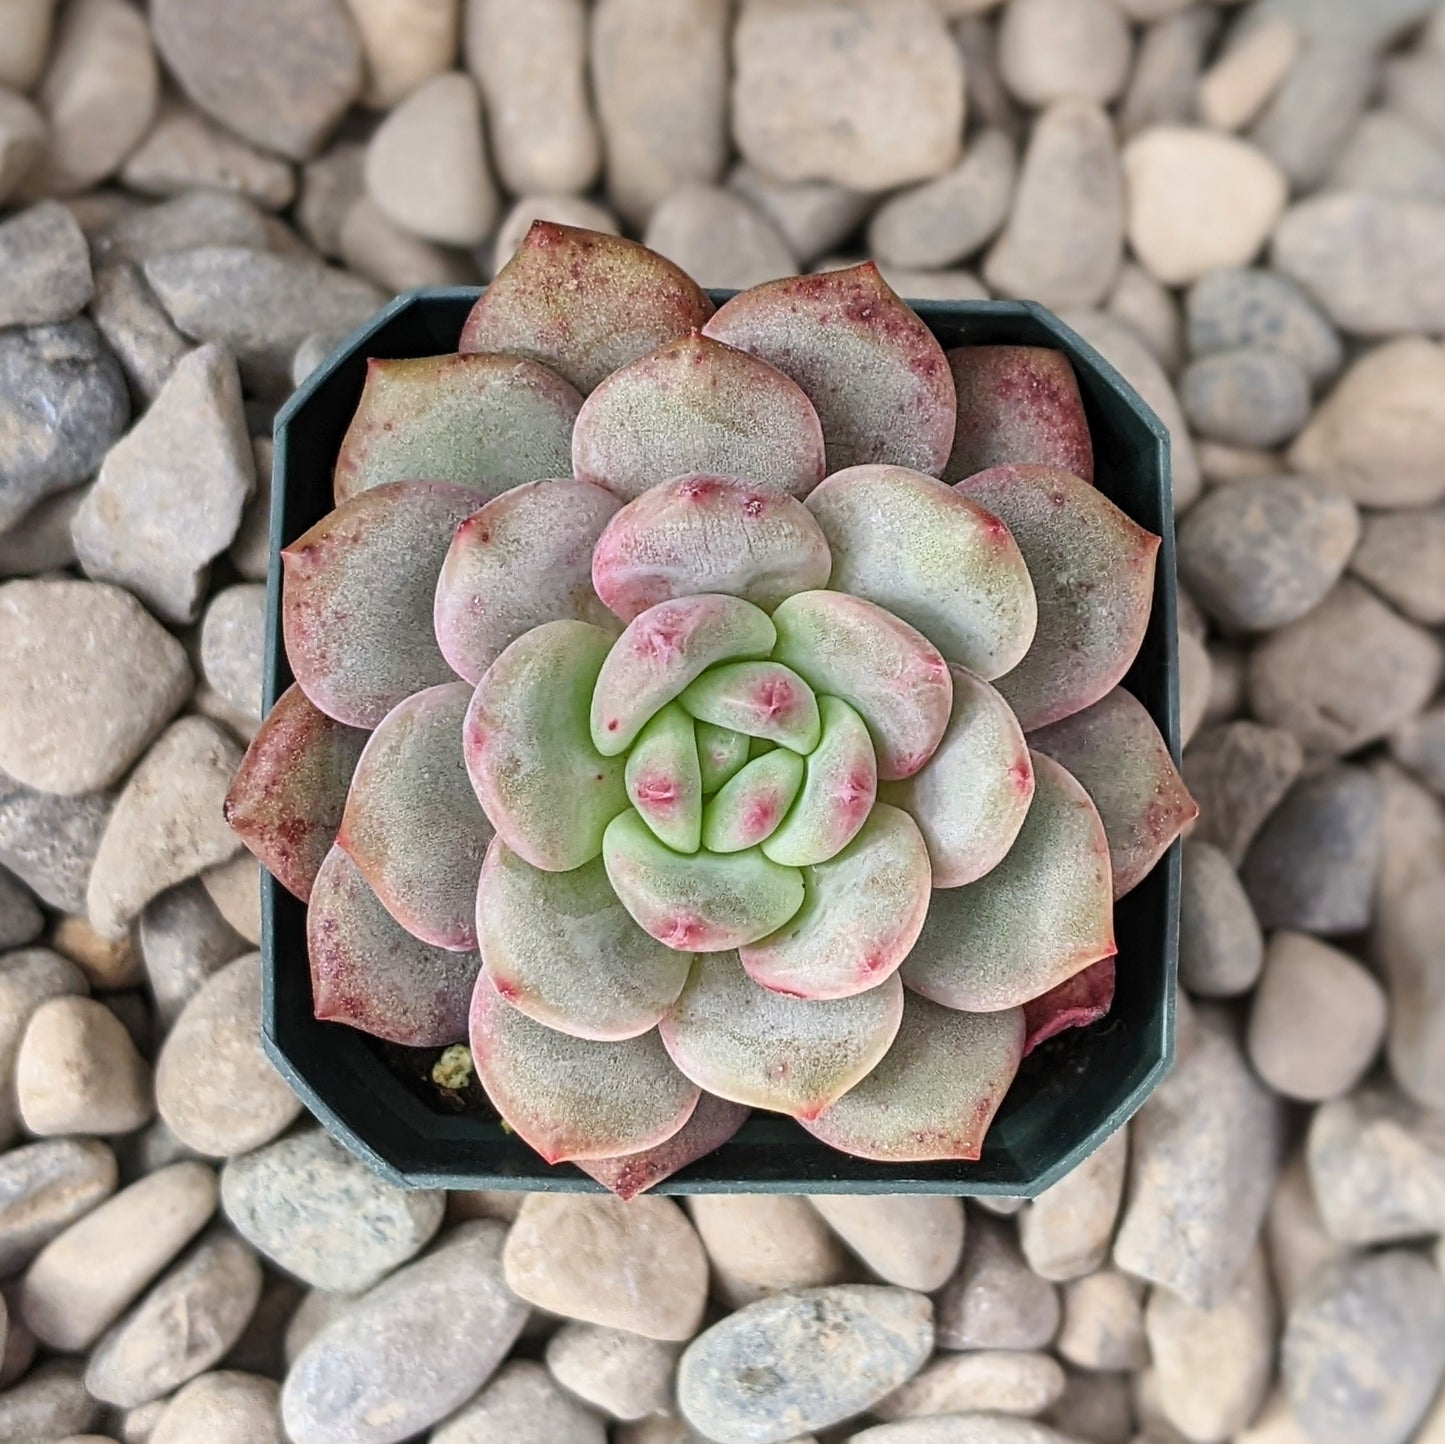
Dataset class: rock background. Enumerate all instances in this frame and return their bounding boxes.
[0,0,1443,1439]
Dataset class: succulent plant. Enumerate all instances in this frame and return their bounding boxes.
[228,222,1196,1197]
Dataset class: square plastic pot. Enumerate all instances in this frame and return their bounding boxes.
[265,288,1182,1196]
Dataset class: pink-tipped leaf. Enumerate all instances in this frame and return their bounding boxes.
[697,722,751,794]
[625,702,704,854]
[575,1092,751,1200]
[1022,956,1116,1058]
[701,748,805,853]
[679,661,821,754]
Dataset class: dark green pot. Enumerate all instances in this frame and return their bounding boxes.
[264,289,1182,1196]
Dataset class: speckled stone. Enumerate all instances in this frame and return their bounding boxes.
[1177,841,1265,998]
[0,201,92,327]
[1185,267,1342,384]
[1179,349,1311,448]
[138,878,248,1029]
[221,1127,444,1292]
[0,869,39,951]
[678,1285,934,1444]
[0,1137,116,1275]
[1180,721,1304,866]
[0,1360,103,1441]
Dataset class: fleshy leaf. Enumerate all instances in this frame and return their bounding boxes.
[944,345,1094,485]
[956,465,1160,732]
[575,1092,751,1200]
[591,475,832,624]
[572,332,827,501]
[464,620,627,871]
[881,666,1033,888]
[771,591,952,781]
[901,751,1116,1012]
[332,352,582,506]
[476,837,692,1041]
[433,479,621,685]
[603,809,805,952]
[800,993,1024,1162]
[282,481,479,727]
[224,683,368,902]
[805,464,1037,681]
[1022,955,1116,1058]
[761,694,877,867]
[469,969,700,1164]
[702,263,956,475]
[458,222,715,394]
[697,722,751,794]
[679,661,821,754]
[742,804,931,1001]
[1029,687,1198,898]
[590,594,776,756]
[338,683,491,951]
[659,950,904,1119]
[308,845,480,1047]
[701,749,806,853]
[625,703,704,854]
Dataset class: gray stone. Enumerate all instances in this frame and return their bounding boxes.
[1177,476,1359,632]
[117,1117,201,1184]
[0,484,83,578]
[1119,5,1219,137]
[868,130,1015,271]
[1250,40,1375,189]
[1241,765,1383,935]
[85,1227,262,1407]
[643,184,796,291]
[1105,262,1183,376]
[1306,1086,1445,1245]
[20,1161,218,1352]
[1328,111,1445,201]
[1185,267,1342,385]
[1352,508,1445,628]
[0,768,112,912]
[0,89,45,206]
[1236,0,1435,50]
[150,0,362,162]
[732,0,963,193]
[874,266,990,302]
[337,196,476,294]
[0,1360,103,1442]
[72,344,255,625]
[199,854,261,947]
[1180,722,1304,866]
[199,584,265,722]
[1177,841,1264,998]
[1113,1008,1287,1309]
[0,319,128,531]
[143,245,382,396]
[729,164,871,267]
[1146,1246,1276,1443]
[438,1358,607,1444]
[0,871,39,951]
[0,1137,115,1276]
[230,437,272,584]
[221,1265,303,1379]
[1247,580,1444,756]
[808,1196,964,1293]
[1247,932,1387,1102]
[996,0,1132,108]
[1046,1368,1132,1444]
[154,953,302,1158]
[149,1370,282,1444]
[1055,1269,1148,1372]
[954,13,1023,141]
[281,1221,529,1444]
[297,141,365,258]
[138,878,248,1029]
[543,1322,678,1422]
[0,0,53,100]
[935,1211,1061,1352]
[86,718,241,940]
[0,949,88,1149]
[0,579,192,797]
[1056,310,1200,509]
[0,201,91,326]
[1179,349,1311,448]
[591,0,730,226]
[1392,707,1445,797]
[1282,1251,1445,1444]
[1266,1150,1345,1310]
[678,1285,933,1444]
[221,1127,443,1292]
[88,261,190,405]
[120,100,297,210]
[850,1422,1080,1444]
[98,189,274,265]
[1271,193,1445,336]
[1384,50,1445,149]
[984,100,1123,310]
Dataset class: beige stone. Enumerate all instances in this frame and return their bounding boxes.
[1123,127,1288,286]
[934,1211,1061,1351]
[1105,261,1183,375]
[997,0,1133,108]
[18,0,157,197]
[338,196,475,292]
[364,71,496,248]
[120,102,295,210]
[149,1370,281,1444]
[21,1162,217,1351]
[0,0,57,93]
[16,995,152,1136]
[1198,18,1300,131]
[543,1321,679,1422]
[688,1195,849,1308]
[0,87,45,203]
[505,1194,708,1341]
[466,0,599,195]
[808,1195,964,1292]
[874,1350,1066,1421]
[49,915,143,990]
[1020,1126,1128,1282]
[1265,1151,1345,1309]
[1057,1268,1149,1371]
[643,184,796,290]
[346,0,457,109]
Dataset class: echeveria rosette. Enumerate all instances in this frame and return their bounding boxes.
[227,222,1198,1194]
